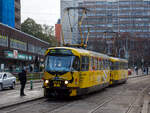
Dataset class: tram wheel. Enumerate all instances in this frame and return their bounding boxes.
[44,88,49,98]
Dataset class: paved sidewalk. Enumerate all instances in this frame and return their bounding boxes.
[128,68,149,78]
[0,86,44,109]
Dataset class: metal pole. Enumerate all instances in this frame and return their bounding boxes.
[119,48,124,58]
[30,73,33,90]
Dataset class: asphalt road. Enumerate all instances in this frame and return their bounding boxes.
[1,76,150,113]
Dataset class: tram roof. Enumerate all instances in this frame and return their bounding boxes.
[110,57,128,63]
[47,47,109,59]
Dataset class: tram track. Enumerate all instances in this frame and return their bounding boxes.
[89,76,150,113]
[1,75,150,113]
[0,97,45,111]
[0,98,73,113]
[125,86,148,113]
[0,98,46,113]
[88,97,113,113]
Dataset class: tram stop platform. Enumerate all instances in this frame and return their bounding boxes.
[0,83,44,109]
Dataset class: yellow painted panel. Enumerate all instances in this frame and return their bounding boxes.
[70,89,77,96]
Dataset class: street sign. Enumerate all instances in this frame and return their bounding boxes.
[13,50,18,59]
[1,64,4,70]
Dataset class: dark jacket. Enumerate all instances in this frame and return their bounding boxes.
[18,70,27,84]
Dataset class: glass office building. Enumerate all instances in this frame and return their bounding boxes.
[79,0,150,40]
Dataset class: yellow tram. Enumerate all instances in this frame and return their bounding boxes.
[43,47,111,97]
[43,47,128,97]
[109,57,128,85]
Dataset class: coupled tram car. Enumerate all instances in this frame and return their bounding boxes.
[43,47,128,97]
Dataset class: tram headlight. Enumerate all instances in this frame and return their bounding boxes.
[64,80,69,84]
[45,80,49,84]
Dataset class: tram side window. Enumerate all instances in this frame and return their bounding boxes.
[92,57,94,70]
[122,62,128,69]
[120,62,122,69]
[125,63,128,69]
[72,56,80,71]
[119,62,121,69]
[116,62,120,70]
[105,60,108,70]
[98,58,101,70]
[101,60,104,70]
[110,62,113,70]
[103,60,106,70]
[111,62,115,70]
[81,56,89,71]
[112,62,119,70]
[106,60,110,70]
[95,58,98,70]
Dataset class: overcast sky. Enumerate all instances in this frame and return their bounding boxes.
[21,0,60,26]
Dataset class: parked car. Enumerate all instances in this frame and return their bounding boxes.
[128,69,132,75]
[0,72,16,91]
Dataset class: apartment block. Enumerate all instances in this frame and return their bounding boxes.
[15,0,21,30]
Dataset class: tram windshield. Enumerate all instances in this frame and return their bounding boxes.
[45,56,75,72]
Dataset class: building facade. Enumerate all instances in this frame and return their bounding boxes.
[55,19,61,46]
[0,0,21,29]
[80,0,150,66]
[61,0,83,45]
[0,23,49,72]
[15,0,21,30]
[79,0,150,42]
[61,0,150,67]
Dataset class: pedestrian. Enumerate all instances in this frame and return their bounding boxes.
[135,66,138,75]
[143,68,146,75]
[146,67,149,75]
[18,69,27,96]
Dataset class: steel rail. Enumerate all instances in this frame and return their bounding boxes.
[88,97,113,113]
[125,86,149,113]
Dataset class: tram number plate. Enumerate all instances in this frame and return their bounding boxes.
[53,81,61,87]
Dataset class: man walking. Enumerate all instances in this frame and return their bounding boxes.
[18,69,27,96]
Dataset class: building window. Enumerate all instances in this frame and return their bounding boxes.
[0,34,8,47]
[10,39,27,51]
[28,43,45,55]
[28,44,35,53]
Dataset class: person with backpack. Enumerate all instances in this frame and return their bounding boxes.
[18,69,27,96]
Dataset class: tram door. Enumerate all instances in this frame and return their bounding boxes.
[79,56,90,88]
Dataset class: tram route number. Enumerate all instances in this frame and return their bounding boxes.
[53,81,61,84]
[53,81,61,87]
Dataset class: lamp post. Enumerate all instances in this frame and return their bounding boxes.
[118,48,124,58]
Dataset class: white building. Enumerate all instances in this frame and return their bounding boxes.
[60,0,84,45]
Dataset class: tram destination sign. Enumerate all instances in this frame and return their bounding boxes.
[49,49,73,55]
